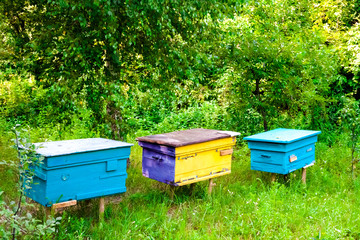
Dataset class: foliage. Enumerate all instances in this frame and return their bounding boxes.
[0,70,35,119]
[10,126,43,194]
[311,0,358,32]
[216,0,338,131]
[334,22,360,100]
[0,126,61,239]
[0,0,357,138]
[337,96,360,173]
[0,0,238,130]
[0,196,61,239]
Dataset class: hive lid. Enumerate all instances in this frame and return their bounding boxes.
[34,138,133,157]
[243,128,321,143]
[136,128,240,147]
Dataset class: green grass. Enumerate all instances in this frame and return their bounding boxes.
[1,124,360,239]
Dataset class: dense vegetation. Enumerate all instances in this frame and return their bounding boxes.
[1,0,360,239]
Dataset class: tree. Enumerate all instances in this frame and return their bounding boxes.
[0,0,235,138]
[215,0,338,131]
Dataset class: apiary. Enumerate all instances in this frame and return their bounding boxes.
[25,138,133,207]
[137,128,239,186]
[244,128,321,175]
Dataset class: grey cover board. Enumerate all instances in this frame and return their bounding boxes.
[136,128,240,147]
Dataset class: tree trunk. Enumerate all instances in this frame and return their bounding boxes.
[104,48,123,140]
[255,78,269,131]
[260,107,269,131]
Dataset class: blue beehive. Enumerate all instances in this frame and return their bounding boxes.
[25,138,133,207]
[244,128,321,174]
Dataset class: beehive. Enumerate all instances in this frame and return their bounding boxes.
[137,128,239,186]
[244,128,321,174]
[25,138,133,207]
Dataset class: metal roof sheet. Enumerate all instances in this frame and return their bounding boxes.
[34,138,133,157]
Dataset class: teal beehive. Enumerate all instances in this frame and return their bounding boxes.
[244,129,321,174]
[25,138,133,207]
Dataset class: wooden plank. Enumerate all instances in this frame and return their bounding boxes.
[220,149,233,156]
[176,170,230,186]
[52,200,77,210]
[303,162,314,169]
[180,175,197,183]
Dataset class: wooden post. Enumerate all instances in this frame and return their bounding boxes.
[84,199,92,207]
[208,178,216,194]
[45,207,51,218]
[189,183,196,196]
[99,197,105,220]
[301,168,306,184]
[283,174,289,183]
[271,173,276,182]
[169,185,176,200]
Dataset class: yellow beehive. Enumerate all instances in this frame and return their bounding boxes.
[137,128,239,186]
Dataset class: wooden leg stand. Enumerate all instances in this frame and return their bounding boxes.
[283,174,289,183]
[208,178,216,194]
[169,185,176,200]
[301,168,306,184]
[189,183,196,196]
[301,162,314,184]
[45,206,52,218]
[84,199,92,206]
[99,197,105,220]
[271,173,276,182]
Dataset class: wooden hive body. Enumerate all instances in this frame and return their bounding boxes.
[244,128,321,174]
[137,128,239,186]
[25,138,133,207]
